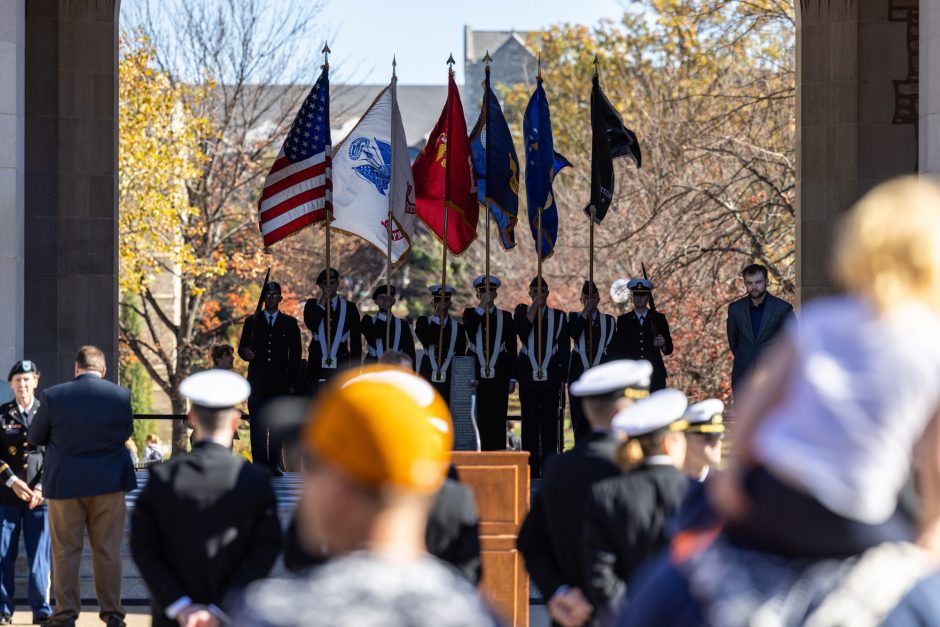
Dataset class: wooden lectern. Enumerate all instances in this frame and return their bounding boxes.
[453,451,530,627]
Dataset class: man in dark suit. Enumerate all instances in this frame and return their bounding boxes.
[517,360,652,627]
[463,275,517,451]
[514,276,569,478]
[0,360,50,625]
[131,370,282,627]
[237,281,302,474]
[568,281,617,444]
[361,284,416,366]
[607,278,674,391]
[727,263,795,391]
[28,346,136,627]
[415,285,467,404]
[303,267,362,396]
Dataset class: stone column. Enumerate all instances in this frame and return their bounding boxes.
[0,0,25,401]
[24,0,119,384]
[796,0,918,302]
[922,0,940,176]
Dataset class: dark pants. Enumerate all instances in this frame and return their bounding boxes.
[0,504,50,618]
[476,378,509,451]
[519,381,563,477]
[247,393,282,470]
[726,465,915,559]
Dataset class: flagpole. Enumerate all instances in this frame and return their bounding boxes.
[483,52,492,379]
[439,55,456,356]
[323,43,334,367]
[386,57,397,349]
[587,55,598,366]
[588,209,595,364]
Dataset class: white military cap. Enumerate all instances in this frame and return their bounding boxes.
[472,275,502,289]
[569,360,653,398]
[612,388,689,437]
[627,277,654,292]
[179,369,250,409]
[682,398,726,434]
[428,284,456,297]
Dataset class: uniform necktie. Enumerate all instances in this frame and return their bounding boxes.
[639,315,645,326]
[268,313,275,326]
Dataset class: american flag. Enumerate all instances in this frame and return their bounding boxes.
[258,67,331,248]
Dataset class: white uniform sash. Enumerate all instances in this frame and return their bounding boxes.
[370,314,401,358]
[473,309,502,379]
[523,307,556,382]
[576,313,613,370]
[429,318,458,383]
[316,298,347,369]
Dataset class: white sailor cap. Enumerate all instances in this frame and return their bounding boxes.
[612,388,688,437]
[569,360,653,399]
[179,369,251,409]
[428,284,455,298]
[682,398,726,434]
[473,275,501,289]
[627,278,654,292]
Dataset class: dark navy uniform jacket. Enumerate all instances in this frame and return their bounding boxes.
[237,310,303,396]
[0,398,44,507]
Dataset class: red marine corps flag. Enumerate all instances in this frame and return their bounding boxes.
[413,64,479,255]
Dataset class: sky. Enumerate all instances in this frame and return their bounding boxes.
[319,0,627,84]
[122,0,629,85]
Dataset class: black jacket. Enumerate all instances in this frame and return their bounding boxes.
[303,297,362,382]
[0,398,44,507]
[237,311,303,396]
[130,441,282,626]
[415,316,467,378]
[361,313,416,365]
[607,310,674,390]
[462,307,517,381]
[517,431,622,600]
[568,311,616,381]
[513,305,569,386]
[582,464,690,620]
[28,374,136,499]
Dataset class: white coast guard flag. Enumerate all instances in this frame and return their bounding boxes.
[331,77,416,266]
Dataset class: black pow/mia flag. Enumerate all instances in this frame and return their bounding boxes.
[584,71,642,223]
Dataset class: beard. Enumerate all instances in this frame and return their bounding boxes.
[749,288,766,300]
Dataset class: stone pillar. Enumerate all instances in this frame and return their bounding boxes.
[797,0,918,303]
[24,0,119,384]
[0,0,25,402]
[922,0,940,176]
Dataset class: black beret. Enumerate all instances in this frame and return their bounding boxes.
[529,276,549,290]
[8,360,39,381]
[581,280,599,296]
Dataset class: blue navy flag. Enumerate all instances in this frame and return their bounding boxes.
[524,79,571,260]
[470,70,520,250]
